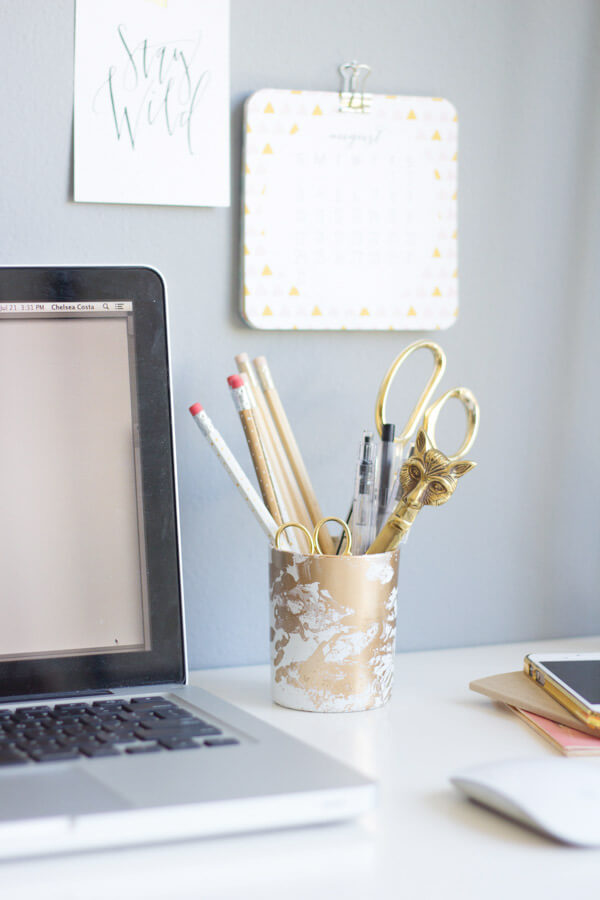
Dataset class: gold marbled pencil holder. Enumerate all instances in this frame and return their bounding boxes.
[269,548,400,713]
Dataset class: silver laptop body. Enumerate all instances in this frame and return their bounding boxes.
[0,267,374,859]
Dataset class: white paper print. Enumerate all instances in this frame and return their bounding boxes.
[242,89,458,330]
[74,0,230,207]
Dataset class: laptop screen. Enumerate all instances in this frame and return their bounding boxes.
[0,304,150,662]
[0,268,185,699]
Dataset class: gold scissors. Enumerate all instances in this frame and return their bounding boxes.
[275,517,352,556]
[374,340,479,463]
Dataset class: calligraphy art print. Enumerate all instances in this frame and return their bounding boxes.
[74,0,230,207]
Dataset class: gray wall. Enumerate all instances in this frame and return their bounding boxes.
[1,0,599,668]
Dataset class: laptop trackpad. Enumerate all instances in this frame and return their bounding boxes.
[0,767,127,822]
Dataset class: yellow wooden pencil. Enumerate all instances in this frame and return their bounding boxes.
[253,356,334,555]
[227,374,283,527]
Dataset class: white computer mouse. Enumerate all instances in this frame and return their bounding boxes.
[451,758,600,846]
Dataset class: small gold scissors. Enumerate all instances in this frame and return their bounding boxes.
[275,517,352,556]
[374,340,479,463]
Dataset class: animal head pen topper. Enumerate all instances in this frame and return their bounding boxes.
[367,430,476,554]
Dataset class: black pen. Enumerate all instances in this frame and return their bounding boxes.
[375,423,396,535]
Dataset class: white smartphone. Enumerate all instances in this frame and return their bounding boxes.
[524,653,600,731]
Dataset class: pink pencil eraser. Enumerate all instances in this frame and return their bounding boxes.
[227,374,244,389]
[189,403,203,416]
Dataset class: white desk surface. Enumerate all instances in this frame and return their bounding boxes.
[4,634,600,899]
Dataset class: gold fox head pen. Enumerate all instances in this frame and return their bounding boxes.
[367,430,476,554]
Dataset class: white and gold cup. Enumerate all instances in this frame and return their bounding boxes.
[269,547,399,713]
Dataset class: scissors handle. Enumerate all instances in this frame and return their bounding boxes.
[422,387,480,463]
[375,341,446,449]
[275,522,315,554]
[314,517,352,556]
[275,518,353,556]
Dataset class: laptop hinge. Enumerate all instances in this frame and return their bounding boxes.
[0,689,112,705]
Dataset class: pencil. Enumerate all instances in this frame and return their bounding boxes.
[227,375,283,528]
[189,403,279,545]
[236,353,313,547]
[238,372,303,553]
[236,355,296,518]
[253,356,335,555]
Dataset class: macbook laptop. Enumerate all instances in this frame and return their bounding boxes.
[0,266,374,858]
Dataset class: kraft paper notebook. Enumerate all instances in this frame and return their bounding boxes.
[470,671,600,737]
[241,70,458,331]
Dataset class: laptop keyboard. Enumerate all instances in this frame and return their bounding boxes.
[0,696,239,766]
